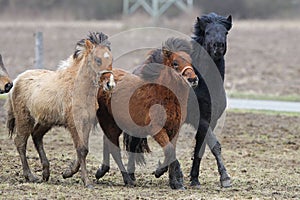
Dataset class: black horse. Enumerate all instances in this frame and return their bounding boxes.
[187,12,232,188]
[123,13,232,188]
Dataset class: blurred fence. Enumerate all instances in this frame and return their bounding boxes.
[0,0,300,20]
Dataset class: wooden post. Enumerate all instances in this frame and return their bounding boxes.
[34,32,43,69]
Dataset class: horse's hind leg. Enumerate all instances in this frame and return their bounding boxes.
[207,129,231,187]
[31,124,51,181]
[153,129,184,189]
[95,134,110,179]
[168,159,184,190]
[153,129,179,178]
[14,120,38,182]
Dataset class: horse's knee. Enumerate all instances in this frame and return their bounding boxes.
[77,146,89,158]
[14,135,27,149]
[211,141,221,156]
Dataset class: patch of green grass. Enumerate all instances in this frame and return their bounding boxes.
[228,108,300,116]
[227,91,300,102]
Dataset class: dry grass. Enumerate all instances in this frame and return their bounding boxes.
[0,99,299,199]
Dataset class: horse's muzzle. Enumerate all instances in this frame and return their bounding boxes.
[0,82,13,94]
[104,73,116,91]
[5,82,13,92]
[188,77,199,88]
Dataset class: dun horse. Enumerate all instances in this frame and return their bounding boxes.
[95,38,198,189]
[0,54,13,94]
[6,32,115,187]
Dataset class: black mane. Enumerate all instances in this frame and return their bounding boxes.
[193,12,232,45]
[73,32,111,59]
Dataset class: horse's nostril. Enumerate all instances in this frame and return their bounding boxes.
[188,77,198,86]
[5,82,13,92]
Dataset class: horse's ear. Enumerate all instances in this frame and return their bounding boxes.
[162,47,172,58]
[196,17,206,31]
[226,15,232,31]
[0,54,3,67]
[85,39,94,51]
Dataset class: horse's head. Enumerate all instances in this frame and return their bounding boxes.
[194,13,232,60]
[88,40,115,91]
[75,32,116,91]
[162,47,198,88]
[0,54,13,94]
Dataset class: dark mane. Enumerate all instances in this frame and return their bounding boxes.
[163,37,192,56]
[73,32,111,59]
[139,37,192,80]
[192,13,232,45]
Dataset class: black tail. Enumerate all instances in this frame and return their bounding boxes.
[123,132,151,165]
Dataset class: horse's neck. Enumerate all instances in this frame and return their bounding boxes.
[76,59,97,93]
[192,39,226,82]
[213,57,225,81]
[159,69,190,97]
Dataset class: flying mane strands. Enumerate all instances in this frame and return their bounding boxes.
[73,32,111,59]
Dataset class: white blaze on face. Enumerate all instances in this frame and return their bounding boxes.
[104,52,110,59]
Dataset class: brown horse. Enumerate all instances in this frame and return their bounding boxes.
[6,32,115,187]
[95,38,198,189]
[0,54,13,94]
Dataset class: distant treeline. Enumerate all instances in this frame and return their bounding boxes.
[0,0,299,20]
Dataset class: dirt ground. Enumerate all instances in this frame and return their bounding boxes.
[0,98,299,199]
[0,19,299,96]
[0,17,300,199]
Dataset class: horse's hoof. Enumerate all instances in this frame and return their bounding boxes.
[62,169,73,179]
[122,172,135,187]
[221,177,232,188]
[95,165,110,180]
[170,182,185,190]
[129,173,136,181]
[85,184,94,189]
[26,174,39,183]
[125,182,135,188]
[42,171,50,182]
[153,166,168,178]
[190,179,201,189]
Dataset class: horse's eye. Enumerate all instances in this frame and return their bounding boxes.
[94,57,102,66]
[173,61,179,69]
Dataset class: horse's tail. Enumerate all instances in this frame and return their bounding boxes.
[123,132,151,165]
[5,96,15,137]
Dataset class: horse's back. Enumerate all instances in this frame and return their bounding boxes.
[11,69,68,125]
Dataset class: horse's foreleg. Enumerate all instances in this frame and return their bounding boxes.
[207,129,231,187]
[190,119,208,188]
[95,134,110,179]
[14,131,38,182]
[64,126,91,188]
[31,124,51,181]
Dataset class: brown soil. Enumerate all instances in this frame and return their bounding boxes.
[0,99,299,199]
